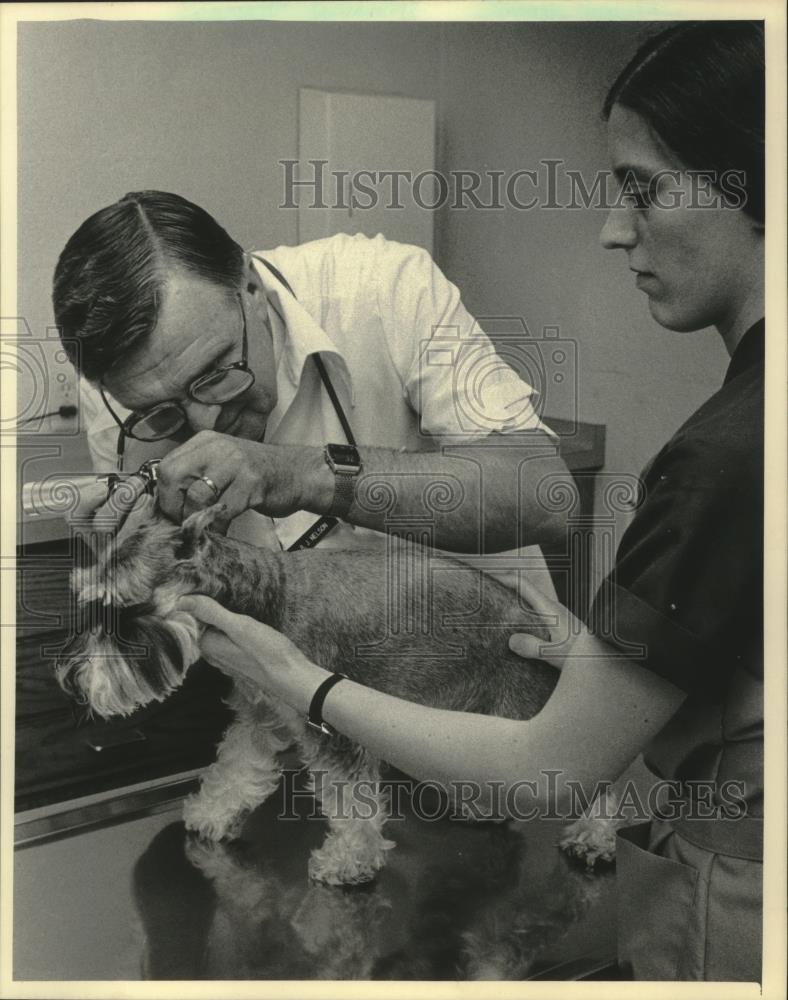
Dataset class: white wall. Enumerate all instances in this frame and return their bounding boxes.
[18,19,443,341]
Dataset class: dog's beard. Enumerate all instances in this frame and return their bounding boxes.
[57,508,213,719]
[57,601,203,718]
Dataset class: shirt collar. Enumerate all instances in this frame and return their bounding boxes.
[250,254,355,404]
[724,317,764,386]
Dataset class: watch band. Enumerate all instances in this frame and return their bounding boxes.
[324,444,361,519]
[329,471,356,519]
[306,672,347,737]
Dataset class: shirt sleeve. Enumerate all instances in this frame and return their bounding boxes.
[375,239,557,443]
[588,418,764,695]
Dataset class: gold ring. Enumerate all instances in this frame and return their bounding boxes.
[198,475,221,500]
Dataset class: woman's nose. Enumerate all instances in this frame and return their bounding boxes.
[182,399,222,432]
[599,206,638,250]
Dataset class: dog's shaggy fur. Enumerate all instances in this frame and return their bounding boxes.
[58,502,587,885]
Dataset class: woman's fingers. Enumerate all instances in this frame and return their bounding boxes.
[483,566,562,623]
[508,632,543,660]
[513,574,562,618]
[508,628,570,670]
[177,595,300,687]
[177,594,240,633]
[199,628,246,675]
[507,579,589,671]
[178,595,307,675]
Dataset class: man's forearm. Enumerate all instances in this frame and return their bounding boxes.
[296,435,574,552]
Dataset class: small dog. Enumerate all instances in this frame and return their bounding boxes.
[58,501,571,885]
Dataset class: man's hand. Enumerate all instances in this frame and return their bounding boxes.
[155,431,331,527]
[67,474,152,557]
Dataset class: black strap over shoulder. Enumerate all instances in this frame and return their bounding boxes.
[252,254,357,448]
[250,254,358,551]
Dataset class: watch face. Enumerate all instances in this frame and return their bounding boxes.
[326,444,359,466]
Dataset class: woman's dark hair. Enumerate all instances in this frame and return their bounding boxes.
[604,21,765,222]
[53,191,246,381]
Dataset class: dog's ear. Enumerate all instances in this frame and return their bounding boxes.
[56,601,202,718]
[176,504,228,559]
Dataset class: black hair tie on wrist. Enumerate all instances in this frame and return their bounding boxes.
[306,672,347,738]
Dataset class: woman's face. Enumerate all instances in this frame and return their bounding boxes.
[600,104,763,341]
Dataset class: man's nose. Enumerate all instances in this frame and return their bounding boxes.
[182,399,222,432]
[599,206,638,250]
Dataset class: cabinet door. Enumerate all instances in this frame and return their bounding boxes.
[298,88,435,253]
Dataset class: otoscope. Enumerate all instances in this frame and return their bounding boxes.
[21,459,161,517]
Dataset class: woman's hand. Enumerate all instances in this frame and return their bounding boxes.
[506,575,602,671]
[177,595,308,686]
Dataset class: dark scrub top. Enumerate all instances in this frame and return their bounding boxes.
[589,317,764,698]
[588,319,764,981]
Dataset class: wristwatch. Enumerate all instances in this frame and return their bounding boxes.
[323,443,362,519]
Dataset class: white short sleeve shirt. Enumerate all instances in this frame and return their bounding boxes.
[80,233,554,552]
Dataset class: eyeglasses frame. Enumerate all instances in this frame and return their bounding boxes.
[99,290,254,470]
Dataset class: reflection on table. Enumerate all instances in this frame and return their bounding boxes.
[130,773,616,981]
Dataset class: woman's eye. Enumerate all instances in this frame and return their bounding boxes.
[616,176,655,212]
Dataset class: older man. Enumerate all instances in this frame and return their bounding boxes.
[55,190,570,555]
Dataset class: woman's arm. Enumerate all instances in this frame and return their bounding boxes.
[179,584,686,817]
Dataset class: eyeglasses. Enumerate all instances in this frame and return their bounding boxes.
[101,291,255,470]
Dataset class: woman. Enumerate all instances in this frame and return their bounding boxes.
[180,21,765,981]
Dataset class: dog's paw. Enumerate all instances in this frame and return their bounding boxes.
[182,792,245,842]
[308,834,395,886]
[307,850,377,886]
[559,815,618,869]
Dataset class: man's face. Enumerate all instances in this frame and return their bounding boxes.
[103,267,277,444]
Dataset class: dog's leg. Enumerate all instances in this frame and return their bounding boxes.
[184,836,286,929]
[304,742,395,886]
[558,788,622,869]
[290,882,392,979]
[183,684,295,842]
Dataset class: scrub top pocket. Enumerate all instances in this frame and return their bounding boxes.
[615,821,699,980]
